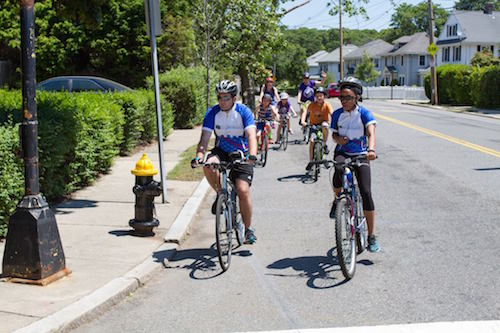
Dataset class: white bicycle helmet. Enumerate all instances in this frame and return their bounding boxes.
[280,92,289,100]
[215,80,238,97]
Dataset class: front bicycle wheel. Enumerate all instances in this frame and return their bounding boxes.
[283,123,289,151]
[261,133,269,167]
[335,196,356,280]
[355,190,367,254]
[215,193,232,272]
[313,141,322,181]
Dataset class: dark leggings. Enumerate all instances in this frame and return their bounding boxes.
[332,153,375,211]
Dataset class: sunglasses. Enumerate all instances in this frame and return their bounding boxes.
[217,95,233,102]
[339,95,356,101]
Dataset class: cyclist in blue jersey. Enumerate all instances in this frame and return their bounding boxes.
[191,80,258,244]
[330,77,380,252]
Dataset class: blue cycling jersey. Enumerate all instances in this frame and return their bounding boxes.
[202,103,256,153]
[330,105,376,155]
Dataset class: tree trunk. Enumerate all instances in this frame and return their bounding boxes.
[239,66,255,110]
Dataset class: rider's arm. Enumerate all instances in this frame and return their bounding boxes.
[290,105,297,117]
[366,123,376,151]
[272,107,280,120]
[273,87,280,102]
[297,90,302,104]
[246,127,258,157]
[316,71,327,86]
[195,130,212,160]
[259,85,264,104]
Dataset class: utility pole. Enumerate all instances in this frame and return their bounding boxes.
[339,0,344,81]
[2,0,69,285]
[427,0,439,105]
[204,0,210,109]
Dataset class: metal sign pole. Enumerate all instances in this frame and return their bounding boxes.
[147,0,167,203]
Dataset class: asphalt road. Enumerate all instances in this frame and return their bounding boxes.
[74,98,500,333]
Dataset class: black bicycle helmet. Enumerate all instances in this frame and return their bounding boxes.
[215,80,238,97]
[315,86,327,95]
[339,77,363,96]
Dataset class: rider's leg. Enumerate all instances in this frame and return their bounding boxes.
[203,154,221,193]
[276,122,282,142]
[355,163,375,235]
[235,179,252,229]
[309,138,314,161]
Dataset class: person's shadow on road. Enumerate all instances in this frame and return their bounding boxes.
[266,248,373,289]
[153,244,251,280]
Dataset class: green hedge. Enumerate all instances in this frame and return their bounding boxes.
[152,66,218,129]
[0,124,24,238]
[424,64,500,108]
[0,90,173,237]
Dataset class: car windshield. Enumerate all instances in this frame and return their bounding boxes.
[95,79,131,92]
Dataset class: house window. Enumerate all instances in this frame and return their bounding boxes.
[419,55,425,66]
[385,58,388,66]
[452,24,457,36]
[401,56,404,66]
[399,76,405,86]
[442,47,450,62]
[454,46,461,61]
[374,59,379,67]
[491,45,495,53]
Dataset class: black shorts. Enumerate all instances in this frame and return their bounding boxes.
[207,147,254,186]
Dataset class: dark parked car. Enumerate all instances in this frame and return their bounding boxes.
[327,83,340,98]
[37,76,132,92]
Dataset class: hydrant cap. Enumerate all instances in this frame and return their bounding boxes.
[131,154,158,176]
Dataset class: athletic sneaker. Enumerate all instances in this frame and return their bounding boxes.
[323,144,329,155]
[368,235,380,253]
[244,228,257,244]
[289,129,294,135]
[211,194,219,215]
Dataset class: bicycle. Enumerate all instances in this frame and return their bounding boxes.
[256,120,270,167]
[277,116,289,151]
[307,125,325,181]
[197,152,247,272]
[309,155,369,280]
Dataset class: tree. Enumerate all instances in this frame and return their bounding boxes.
[470,49,500,67]
[455,0,500,10]
[222,0,283,109]
[275,42,308,84]
[355,52,379,84]
[389,1,448,39]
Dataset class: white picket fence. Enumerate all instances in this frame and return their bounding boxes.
[363,86,428,100]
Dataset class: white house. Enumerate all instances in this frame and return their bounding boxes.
[436,6,500,66]
[380,32,433,86]
[343,39,393,85]
[307,50,328,79]
[316,44,358,82]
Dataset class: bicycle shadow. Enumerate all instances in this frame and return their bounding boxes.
[266,248,373,289]
[153,243,251,280]
[277,173,316,184]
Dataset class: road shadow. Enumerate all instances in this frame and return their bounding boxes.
[155,244,251,280]
[474,167,500,171]
[108,229,155,237]
[266,247,373,289]
[277,173,316,184]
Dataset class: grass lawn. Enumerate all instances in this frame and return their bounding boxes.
[167,139,214,181]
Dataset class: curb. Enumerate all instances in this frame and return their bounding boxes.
[164,178,211,243]
[402,102,500,120]
[14,178,212,333]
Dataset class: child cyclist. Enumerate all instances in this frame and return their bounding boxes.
[276,92,298,143]
[255,93,280,144]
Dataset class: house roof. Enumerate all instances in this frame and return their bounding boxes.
[344,39,393,59]
[316,44,358,63]
[386,32,431,55]
[307,50,328,66]
[392,35,412,44]
[449,10,500,43]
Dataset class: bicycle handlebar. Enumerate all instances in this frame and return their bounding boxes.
[308,155,375,169]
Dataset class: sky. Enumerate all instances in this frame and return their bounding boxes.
[280,0,457,31]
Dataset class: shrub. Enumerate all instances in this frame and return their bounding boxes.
[152,66,218,129]
[390,79,399,86]
[275,80,297,96]
[436,64,472,105]
[470,65,500,108]
[0,123,23,238]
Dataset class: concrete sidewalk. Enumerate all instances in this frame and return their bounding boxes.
[0,127,209,333]
[401,101,500,120]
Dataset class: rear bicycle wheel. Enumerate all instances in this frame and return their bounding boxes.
[215,193,232,271]
[355,190,367,254]
[335,196,356,280]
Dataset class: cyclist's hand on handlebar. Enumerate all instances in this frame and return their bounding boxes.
[337,136,348,145]
[367,150,376,161]
[191,157,201,168]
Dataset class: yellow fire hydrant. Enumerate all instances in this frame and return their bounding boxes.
[129,154,162,235]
